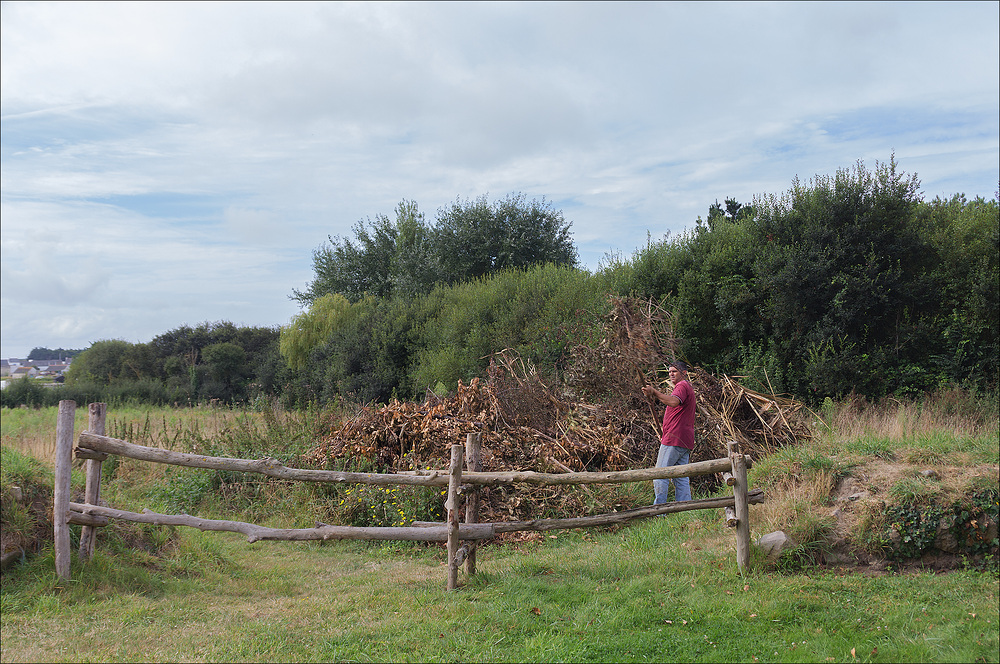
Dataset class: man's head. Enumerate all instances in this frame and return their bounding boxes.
[668,360,689,382]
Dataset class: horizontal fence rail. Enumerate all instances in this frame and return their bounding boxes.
[76,431,752,486]
[66,490,765,543]
[56,402,764,589]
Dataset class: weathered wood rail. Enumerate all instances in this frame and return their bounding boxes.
[54,401,763,589]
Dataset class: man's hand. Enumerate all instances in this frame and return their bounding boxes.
[643,384,681,407]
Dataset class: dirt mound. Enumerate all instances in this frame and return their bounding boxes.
[822,461,998,573]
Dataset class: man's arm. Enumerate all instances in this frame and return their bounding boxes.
[642,384,682,407]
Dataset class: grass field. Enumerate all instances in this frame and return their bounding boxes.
[1,393,997,663]
[2,517,996,663]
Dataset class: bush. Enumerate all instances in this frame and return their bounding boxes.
[327,484,445,528]
[0,377,47,408]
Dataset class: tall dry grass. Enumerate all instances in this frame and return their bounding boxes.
[754,468,838,540]
[825,386,998,443]
[0,405,280,466]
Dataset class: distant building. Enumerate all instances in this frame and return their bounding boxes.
[2,357,73,379]
[38,362,70,376]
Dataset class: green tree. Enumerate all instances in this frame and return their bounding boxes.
[201,342,248,400]
[598,157,993,401]
[434,193,577,283]
[279,293,356,371]
[27,347,83,361]
[293,194,577,306]
[410,264,603,394]
[391,200,440,298]
[66,340,133,385]
[918,193,999,386]
[293,201,431,305]
[0,376,47,407]
[749,157,933,398]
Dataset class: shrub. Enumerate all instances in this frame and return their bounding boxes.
[0,377,47,408]
[328,484,445,528]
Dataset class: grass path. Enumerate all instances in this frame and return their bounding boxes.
[3,515,997,663]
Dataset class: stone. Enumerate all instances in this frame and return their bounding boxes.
[920,469,940,480]
[984,516,998,546]
[847,492,869,501]
[935,516,959,553]
[756,531,797,561]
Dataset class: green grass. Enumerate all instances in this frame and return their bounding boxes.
[2,517,997,663]
[845,437,896,461]
[888,474,944,505]
[2,394,998,662]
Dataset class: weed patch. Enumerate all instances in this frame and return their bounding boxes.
[846,437,896,460]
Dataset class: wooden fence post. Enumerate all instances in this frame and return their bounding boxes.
[54,400,76,580]
[464,432,482,576]
[728,441,751,571]
[446,442,464,590]
[79,403,107,560]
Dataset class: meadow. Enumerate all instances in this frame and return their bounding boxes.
[1,393,997,663]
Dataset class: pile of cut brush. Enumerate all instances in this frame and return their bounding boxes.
[302,297,814,522]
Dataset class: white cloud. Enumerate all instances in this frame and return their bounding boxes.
[224,206,278,245]
[1,1,997,357]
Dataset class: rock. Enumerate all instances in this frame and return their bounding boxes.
[935,516,959,553]
[983,516,998,548]
[829,507,842,519]
[10,486,23,502]
[847,492,869,501]
[888,528,902,546]
[920,469,940,480]
[1,548,25,571]
[756,531,797,561]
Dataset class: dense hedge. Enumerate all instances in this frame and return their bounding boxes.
[601,160,998,401]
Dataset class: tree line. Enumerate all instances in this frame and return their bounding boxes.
[603,159,997,399]
[4,158,996,409]
[2,323,286,408]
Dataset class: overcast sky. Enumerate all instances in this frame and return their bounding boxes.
[2,1,998,359]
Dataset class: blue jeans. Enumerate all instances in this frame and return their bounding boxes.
[654,445,691,504]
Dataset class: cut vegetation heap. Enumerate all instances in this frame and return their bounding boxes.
[303,297,813,521]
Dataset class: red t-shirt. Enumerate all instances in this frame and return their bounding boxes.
[660,379,696,449]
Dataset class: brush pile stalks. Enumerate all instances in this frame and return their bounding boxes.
[304,297,813,520]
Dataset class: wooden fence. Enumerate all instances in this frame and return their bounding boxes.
[53,401,764,589]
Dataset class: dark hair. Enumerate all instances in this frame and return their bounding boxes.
[669,360,689,372]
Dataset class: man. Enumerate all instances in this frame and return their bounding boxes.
[641,360,696,503]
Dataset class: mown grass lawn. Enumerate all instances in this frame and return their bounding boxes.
[2,511,997,663]
[3,397,997,663]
